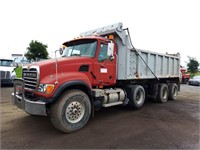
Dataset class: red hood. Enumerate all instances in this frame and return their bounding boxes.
[28,57,93,83]
[28,57,92,68]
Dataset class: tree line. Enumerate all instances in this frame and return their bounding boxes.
[25,40,48,61]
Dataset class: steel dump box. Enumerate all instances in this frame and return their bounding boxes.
[117,47,180,80]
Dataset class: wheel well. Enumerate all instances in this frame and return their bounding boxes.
[63,84,92,99]
[51,83,92,104]
[46,83,92,115]
[60,84,94,118]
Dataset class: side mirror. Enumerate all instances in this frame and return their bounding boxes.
[107,42,114,61]
[59,45,66,55]
[107,42,114,57]
[59,49,63,55]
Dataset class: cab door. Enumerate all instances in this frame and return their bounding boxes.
[92,41,116,86]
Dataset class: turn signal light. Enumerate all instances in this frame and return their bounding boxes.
[38,84,54,94]
[109,35,114,40]
[44,84,54,94]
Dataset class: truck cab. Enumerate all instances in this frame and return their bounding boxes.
[0,58,15,85]
[180,68,190,83]
[61,36,117,87]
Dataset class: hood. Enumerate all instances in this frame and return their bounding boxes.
[27,57,93,83]
[0,66,15,72]
[29,57,93,69]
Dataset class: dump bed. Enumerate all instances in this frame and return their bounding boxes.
[81,22,180,80]
[117,47,180,80]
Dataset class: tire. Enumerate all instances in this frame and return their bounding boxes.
[182,78,186,84]
[127,85,145,109]
[49,89,91,133]
[157,83,169,103]
[168,83,178,100]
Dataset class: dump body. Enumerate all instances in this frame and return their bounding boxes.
[117,48,180,80]
[81,22,180,80]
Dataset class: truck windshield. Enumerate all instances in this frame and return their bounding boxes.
[62,39,97,57]
[0,59,13,67]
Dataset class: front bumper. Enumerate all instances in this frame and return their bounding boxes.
[11,79,47,116]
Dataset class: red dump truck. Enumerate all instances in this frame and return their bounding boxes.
[12,23,181,133]
[180,68,190,83]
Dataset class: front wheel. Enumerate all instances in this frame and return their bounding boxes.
[49,89,91,133]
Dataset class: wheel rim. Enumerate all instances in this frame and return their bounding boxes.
[173,87,178,97]
[65,101,85,123]
[136,89,144,104]
[163,88,168,100]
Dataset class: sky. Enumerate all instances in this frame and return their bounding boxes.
[0,0,200,67]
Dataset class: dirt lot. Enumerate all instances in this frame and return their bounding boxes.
[0,84,200,149]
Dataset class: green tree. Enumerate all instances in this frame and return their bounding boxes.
[187,56,199,74]
[25,40,48,61]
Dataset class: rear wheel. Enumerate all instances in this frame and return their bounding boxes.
[168,83,178,100]
[49,89,91,133]
[127,85,145,109]
[157,84,169,103]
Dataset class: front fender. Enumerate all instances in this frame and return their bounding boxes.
[52,80,92,100]
[36,72,92,102]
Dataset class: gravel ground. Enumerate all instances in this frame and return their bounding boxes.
[0,84,199,149]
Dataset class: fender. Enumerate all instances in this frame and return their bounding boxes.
[47,80,92,104]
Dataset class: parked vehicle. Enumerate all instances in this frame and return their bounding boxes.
[180,68,190,83]
[12,23,181,133]
[0,58,15,85]
[188,75,200,86]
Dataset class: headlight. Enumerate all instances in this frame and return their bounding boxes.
[38,84,54,94]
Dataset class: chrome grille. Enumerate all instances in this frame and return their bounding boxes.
[22,67,39,90]
[0,71,11,79]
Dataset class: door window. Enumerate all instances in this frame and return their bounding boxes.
[98,43,108,62]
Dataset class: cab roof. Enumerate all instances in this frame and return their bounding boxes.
[62,36,110,45]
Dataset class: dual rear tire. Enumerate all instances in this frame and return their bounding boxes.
[168,83,178,100]
[127,83,178,108]
[157,83,178,103]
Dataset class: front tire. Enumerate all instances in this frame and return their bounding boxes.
[49,89,91,133]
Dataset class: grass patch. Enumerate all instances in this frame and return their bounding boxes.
[189,72,200,78]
